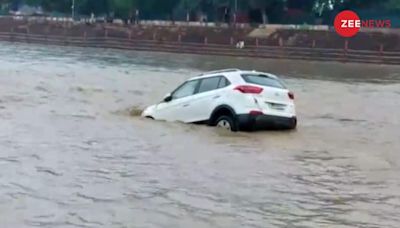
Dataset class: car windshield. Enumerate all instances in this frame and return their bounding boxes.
[241,74,286,89]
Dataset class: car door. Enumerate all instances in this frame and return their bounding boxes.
[153,79,199,122]
[184,76,226,123]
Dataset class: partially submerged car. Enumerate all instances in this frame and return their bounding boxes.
[142,69,297,131]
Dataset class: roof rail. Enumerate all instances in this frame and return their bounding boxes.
[199,68,241,76]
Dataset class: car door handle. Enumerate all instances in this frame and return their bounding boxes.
[182,104,190,107]
[213,95,221,99]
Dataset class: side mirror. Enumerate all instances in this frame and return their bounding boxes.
[163,93,172,102]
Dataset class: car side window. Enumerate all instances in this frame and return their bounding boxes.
[198,77,221,93]
[172,80,199,100]
[218,77,230,88]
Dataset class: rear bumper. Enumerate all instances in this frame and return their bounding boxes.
[236,114,297,130]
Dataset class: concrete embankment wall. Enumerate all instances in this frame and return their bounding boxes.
[1,18,400,65]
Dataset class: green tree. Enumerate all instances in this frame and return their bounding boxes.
[385,0,400,10]
[111,0,138,18]
[137,0,179,19]
[11,0,398,20]
[77,0,110,15]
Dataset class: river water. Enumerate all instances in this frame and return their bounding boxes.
[0,42,399,228]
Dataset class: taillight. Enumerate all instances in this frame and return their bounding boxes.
[234,85,263,94]
[288,92,295,100]
[249,110,263,116]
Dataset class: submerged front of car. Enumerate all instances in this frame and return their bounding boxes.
[141,104,157,119]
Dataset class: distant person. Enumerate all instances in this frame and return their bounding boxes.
[90,12,95,24]
[224,7,230,24]
[200,14,208,24]
[135,9,139,25]
[129,11,134,24]
[236,41,245,49]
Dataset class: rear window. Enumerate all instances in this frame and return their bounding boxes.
[241,74,286,89]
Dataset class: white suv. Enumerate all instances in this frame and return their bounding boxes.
[142,69,297,131]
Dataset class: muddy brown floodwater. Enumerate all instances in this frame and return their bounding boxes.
[0,42,400,228]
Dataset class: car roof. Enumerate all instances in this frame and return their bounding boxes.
[189,69,279,81]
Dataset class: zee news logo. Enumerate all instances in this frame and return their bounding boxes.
[334,10,392,38]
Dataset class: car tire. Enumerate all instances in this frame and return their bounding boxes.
[215,115,238,132]
[288,118,297,130]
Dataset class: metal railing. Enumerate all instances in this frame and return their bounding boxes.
[0,31,399,65]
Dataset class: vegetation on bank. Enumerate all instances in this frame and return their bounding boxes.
[2,0,400,24]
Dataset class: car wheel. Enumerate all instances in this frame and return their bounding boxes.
[215,115,238,132]
[288,118,297,130]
